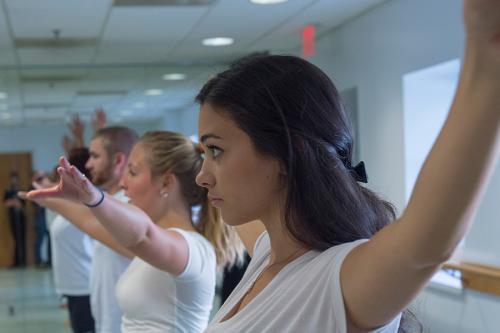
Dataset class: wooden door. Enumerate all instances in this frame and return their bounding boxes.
[0,153,34,268]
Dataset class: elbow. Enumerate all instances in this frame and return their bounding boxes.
[125,224,152,250]
[411,247,456,270]
[429,250,454,267]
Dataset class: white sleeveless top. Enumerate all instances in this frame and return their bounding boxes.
[205,232,401,333]
[116,228,216,333]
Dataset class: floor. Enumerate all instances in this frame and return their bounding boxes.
[0,267,222,333]
[0,267,70,333]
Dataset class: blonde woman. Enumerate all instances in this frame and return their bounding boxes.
[27,131,244,333]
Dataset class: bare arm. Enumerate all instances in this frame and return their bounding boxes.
[89,194,189,275]
[41,198,134,259]
[27,157,189,275]
[341,0,500,330]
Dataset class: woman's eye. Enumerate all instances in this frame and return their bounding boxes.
[206,145,222,159]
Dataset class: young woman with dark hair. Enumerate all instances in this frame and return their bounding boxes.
[193,1,500,332]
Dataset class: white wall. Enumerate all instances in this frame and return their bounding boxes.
[310,0,463,211]
[162,104,199,138]
[0,120,161,171]
[402,59,460,202]
[306,0,500,332]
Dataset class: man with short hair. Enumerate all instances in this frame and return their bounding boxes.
[23,119,137,333]
[85,126,138,333]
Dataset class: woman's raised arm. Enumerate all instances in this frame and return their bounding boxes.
[340,0,500,330]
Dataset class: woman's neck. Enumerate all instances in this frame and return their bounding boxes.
[155,203,195,232]
[262,212,309,264]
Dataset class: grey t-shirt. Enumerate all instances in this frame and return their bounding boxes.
[206,232,401,333]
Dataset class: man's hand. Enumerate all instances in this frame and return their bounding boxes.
[69,115,85,148]
[91,108,107,133]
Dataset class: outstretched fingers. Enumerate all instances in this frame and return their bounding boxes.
[59,156,71,170]
[25,186,61,200]
[69,165,93,196]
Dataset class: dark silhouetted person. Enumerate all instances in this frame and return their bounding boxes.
[3,171,26,267]
[32,171,51,268]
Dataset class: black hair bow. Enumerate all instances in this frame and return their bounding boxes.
[349,161,368,183]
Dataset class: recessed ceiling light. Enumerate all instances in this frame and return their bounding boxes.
[0,92,7,99]
[250,0,288,4]
[202,37,234,47]
[145,89,163,96]
[134,102,146,108]
[162,73,186,80]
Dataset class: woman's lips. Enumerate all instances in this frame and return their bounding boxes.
[208,195,223,207]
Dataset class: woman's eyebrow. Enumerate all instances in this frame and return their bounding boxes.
[200,133,222,143]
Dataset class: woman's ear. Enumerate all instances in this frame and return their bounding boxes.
[160,172,176,196]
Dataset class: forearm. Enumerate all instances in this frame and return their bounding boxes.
[42,198,90,231]
[402,42,500,267]
[88,195,190,273]
[41,197,134,258]
[90,193,154,248]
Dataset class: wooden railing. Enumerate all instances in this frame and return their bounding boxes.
[443,262,500,296]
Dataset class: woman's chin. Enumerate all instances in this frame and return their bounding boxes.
[220,213,254,227]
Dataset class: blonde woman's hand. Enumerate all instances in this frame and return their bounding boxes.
[26,156,102,206]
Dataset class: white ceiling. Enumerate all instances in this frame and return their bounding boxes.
[0,0,387,127]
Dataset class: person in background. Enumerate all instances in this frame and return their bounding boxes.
[44,126,138,333]
[3,171,26,268]
[220,254,250,304]
[25,113,134,333]
[35,148,96,333]
[31,170,51,268]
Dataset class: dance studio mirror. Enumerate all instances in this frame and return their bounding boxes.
[2,0,500,332]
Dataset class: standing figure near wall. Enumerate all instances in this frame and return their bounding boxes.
[31,170,51,268]
[3,171,26,268]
